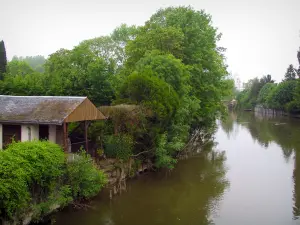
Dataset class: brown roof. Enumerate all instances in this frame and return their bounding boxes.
[0,95,106,125]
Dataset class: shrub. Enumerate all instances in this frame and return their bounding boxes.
[104,134,134,161]
[0,141,107,223]
[0,141,65,221]
[65,151,107,199]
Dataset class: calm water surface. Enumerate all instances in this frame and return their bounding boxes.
[53,112,300,225]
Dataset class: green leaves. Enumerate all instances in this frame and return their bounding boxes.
[0,141,107,222]
[0,141,64,220]
[118,72,179,123]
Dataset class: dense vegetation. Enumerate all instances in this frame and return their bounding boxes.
[0,141,106,224]
[237,49,300,112]
[0,6,232,169]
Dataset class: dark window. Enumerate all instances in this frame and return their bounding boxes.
[3,125,21,148]
[39,125,49,140]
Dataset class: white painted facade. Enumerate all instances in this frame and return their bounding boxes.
[21,125,39,142]
[49,125,56,143]
[1,124,58,150]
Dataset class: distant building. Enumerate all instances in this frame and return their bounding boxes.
[0,95,106,151]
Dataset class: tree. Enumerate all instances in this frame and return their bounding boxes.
[6,60,34,76]
[134,51,190,96]
[284,64,297,81]
[260,74,274,84]
[12,55,46,72]
[297,48,300,78]
[118,72,179,123]
[267,80,297,110]
[0,40,7,80]
[125,6,230,128]
[44,47,115,105]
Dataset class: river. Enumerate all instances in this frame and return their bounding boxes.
[51,112,300,225]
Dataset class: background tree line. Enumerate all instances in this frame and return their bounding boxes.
[0,6,233,168]
[237,48,300,113]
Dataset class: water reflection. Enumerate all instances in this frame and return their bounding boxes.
[53,149,229,225]
[221,112,300,221]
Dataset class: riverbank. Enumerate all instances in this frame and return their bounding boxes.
[254,105,300,118]
[51,112,300,225]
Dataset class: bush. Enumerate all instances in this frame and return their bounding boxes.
[104,134,134,161]
[65,151,107,199]
[0,141,65,221]
[0,141,107,223]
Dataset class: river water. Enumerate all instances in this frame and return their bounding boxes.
[53,112,300,225]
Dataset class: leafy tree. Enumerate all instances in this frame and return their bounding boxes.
[12,55,46,72]
[267,80,297,110]
[237,75,275,109]
[44,47,115,105]
[260,74,274,84]
[297,48,300,78]
[126,6,230,128]
[257,83,277,107]
[6,60,34,76]
[284,64,297,81]
[118,72,179,123]
[134,51,190,96]
[0,40,7,80]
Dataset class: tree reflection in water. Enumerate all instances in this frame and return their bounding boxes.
[221,112,300,220]
[53,148,229,225]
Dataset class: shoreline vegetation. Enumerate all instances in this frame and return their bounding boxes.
[236,49,300,113]
[0,6,234,224]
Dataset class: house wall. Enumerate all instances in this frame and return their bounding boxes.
[56,125,64,147]
[21,125,39,141]
[0,124,2,150]
[1,123,64,150]
[21,125,30,141]
[31,125,39,140]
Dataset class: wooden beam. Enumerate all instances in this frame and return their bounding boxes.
[84,121,88,152]
[63,122,68,152]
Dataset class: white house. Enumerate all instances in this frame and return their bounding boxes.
[0,95,106,151]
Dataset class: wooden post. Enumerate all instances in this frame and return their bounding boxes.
[63,122,68,152]
[84,121,88,152]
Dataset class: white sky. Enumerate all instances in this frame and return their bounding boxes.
[0,0,299,83]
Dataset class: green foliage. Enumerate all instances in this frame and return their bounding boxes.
[0,141,107,223]
[65,151,107,199]
[6,60,34,76]
[104,134,134,161]
[155,133,177,169]
[134,51,190,96]
[0,6,232,169]
[11,55,46,73]
[237,75,275,109]
[257,83,277,107]
[284,64,297,81]
[0,40,7,80]
[0,141,65,220]
[267,80,297,110]
[44,47,115,105]
[118,72,179,122]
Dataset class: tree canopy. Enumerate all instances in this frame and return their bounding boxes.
[0,6,232,169]
[0,40,7,80]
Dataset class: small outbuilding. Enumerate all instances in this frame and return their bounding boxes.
[0,95,106,151]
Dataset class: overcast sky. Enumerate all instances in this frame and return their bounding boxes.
[0,0,299,83]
